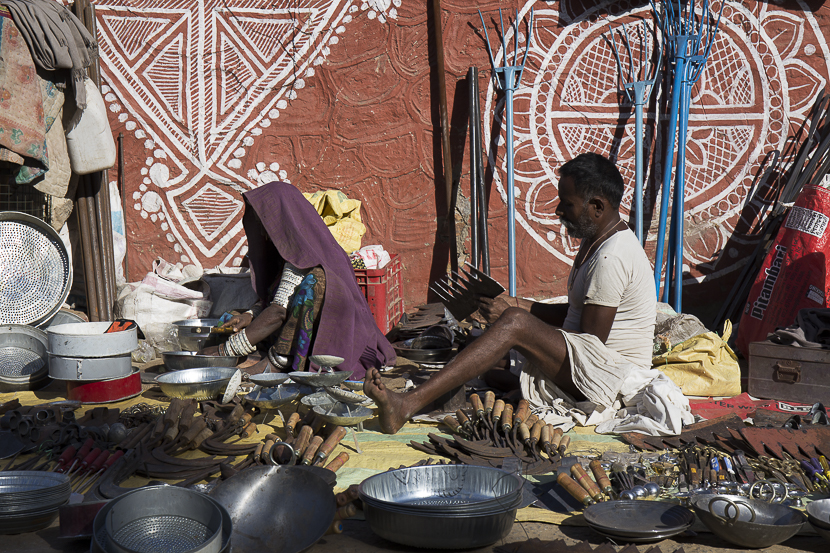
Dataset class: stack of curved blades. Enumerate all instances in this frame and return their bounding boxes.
[430,263,505,321]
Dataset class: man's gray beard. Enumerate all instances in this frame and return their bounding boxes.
[562,210,598,239]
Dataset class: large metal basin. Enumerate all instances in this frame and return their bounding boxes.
[155,368,238,401]
[691,494,805,548]
[162,351,240,371]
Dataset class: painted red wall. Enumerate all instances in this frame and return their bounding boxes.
[97,0,830,319]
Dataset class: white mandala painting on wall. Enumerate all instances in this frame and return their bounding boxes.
[95,0,397,267]
[484,0,829,284]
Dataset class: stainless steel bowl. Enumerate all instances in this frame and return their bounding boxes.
[156,368,239,401]
[288,370,353,387]
[358,465,523,514]
[173,319,221,352]
[162,351,240,371]
[691,494,805,548]
[807,498,830,530]
[249,373,290,387]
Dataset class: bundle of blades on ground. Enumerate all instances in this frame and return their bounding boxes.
[408,394,565,476]
[430,263,505,321]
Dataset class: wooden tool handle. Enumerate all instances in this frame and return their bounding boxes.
[557,473,593,506]
[293,425,313,456]
[455,409,471,426]
[501,404,513,431]
[316,426,347,461]
[302,436,324,465]
[254,443,264,458]
[335,491,351,507]
[326,520,344,535]
[177,401,198,432]
[514,399,529,424]
[518,422,530,443]
[226,404,245,425]
[525,413,539,429]
[162,422,179,444]
[470,394,484,415]
[492,400,505,421]
[558,435,571,456]
[325,451,349,472]
[549,425,563,450]
[335,503,357,520]
[119,421,150,450]
[286,412,302,436]
[311,415,325,434]
[484,391,495,413]
[443,415,462,434]
[572,464,603,501]
[163,399,187,426]
[241,422,257,439]
[262,439,276,463]
[181,416,207,443]
[190,427,213,450]
[265,433,279,442]
[589,460,613,492]
[530,420,544,443]
[152,413,167,438]
[540,424,551,446]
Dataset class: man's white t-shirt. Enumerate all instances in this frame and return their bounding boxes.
[562,228,656,369]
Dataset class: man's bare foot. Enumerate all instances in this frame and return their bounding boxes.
[363,368,411,434]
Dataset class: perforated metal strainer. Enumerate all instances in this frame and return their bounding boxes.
[0,325,49,392]
[0,212,72,327]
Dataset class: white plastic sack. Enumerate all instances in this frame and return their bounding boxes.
[64,78,116,175]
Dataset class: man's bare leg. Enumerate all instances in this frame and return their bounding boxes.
[364,308,572,434]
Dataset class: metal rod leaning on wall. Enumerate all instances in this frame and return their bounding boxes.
[468,67,480,270]
[432,0,454,240]
[75,183,100,322]
[470,66,490,275]
[118,133,129,282]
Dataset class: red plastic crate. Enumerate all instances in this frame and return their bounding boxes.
[354,254,403,334]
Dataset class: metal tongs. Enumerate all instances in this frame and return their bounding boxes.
[429,262,505,321]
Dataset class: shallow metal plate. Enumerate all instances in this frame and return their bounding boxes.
[583,500,695,537]
[0,213,72,327]
[244,385,301,409]
[313,403,373,426]
[288,370,353,387]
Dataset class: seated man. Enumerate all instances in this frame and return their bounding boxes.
[366,152,657,434]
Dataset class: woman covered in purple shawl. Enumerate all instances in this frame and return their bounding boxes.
[202,181,396,380]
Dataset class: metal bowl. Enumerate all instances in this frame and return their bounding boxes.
[301,391,337,408]
[691,494,805,548]
[363,501,515,549]
[91,485,231,553]
[249,373,290,387]
[343,380,364,391]
[0,325,49,392]
[324,386,374,406]
[313,403,373,426]
[162,351,240,371]
[156,368,239,401]
[288,370,353,387]
[359,465,523,514]
[807,498,830,530]
[173,319,221,352]
[244,385,302,409]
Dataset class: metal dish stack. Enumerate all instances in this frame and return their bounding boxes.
[0,325,50,392]
[47,322,139,403]
[91,485,232,553]
[583,500,695,543]
[0,471,71,535]
[358,465,522,549]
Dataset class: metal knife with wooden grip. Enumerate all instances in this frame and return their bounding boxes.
[313,426,347,466]
[443,415,465,436]
[470,394,485,424]
[325,451,350,472]
[483,391,495,420]
[293,425,313,458]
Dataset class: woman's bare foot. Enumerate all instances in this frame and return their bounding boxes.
[363,368,412,434]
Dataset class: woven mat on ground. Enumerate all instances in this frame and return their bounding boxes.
[2,380,630,526]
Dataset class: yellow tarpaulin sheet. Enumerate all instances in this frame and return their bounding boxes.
[1,385,630,526]
[304,190,366,253]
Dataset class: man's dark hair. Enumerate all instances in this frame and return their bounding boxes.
[558,152,624,208]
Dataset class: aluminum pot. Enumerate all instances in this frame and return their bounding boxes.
[691,494,805,548]
[47,322,138,357]
[49,353,132,381]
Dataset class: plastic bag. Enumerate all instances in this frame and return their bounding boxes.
[737,185,830,354]
[653,320,741,397]
[303,190,366,252]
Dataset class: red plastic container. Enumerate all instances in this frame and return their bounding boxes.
[354,254,404,334]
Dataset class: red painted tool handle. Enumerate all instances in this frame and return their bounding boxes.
[76,438,95,462]
[56,445,76,469]
[88,450,110,473]
[79,448,101,472]
[103,450,124,469]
